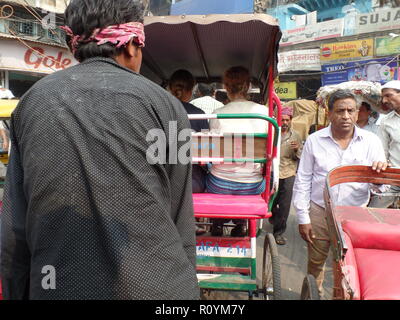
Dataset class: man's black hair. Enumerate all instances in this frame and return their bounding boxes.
[361,101,372,112]
[327,90,357,111]
[64,0,144,62]
[196,83,214,97]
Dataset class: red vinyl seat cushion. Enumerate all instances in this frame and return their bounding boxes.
[192,193,268,217]
[342,220,400,251]
[342,220,400,300]
[354,248,400,300]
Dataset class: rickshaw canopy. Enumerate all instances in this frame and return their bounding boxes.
[142,14,282,103]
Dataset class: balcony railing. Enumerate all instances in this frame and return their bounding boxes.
[0,17,67,46]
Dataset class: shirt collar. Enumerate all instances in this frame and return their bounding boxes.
[321,124,363,141]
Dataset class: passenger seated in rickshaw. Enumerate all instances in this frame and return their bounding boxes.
[169,69,209,194]
[207,66,269,237]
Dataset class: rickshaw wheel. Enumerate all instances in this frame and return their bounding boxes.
[300,275,320,300]
[262,233,281,300]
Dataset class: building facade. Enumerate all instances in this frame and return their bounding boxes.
[0,0,77,98]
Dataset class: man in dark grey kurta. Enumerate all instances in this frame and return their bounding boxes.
[1,0,199,300]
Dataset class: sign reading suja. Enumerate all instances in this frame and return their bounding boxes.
[357,8,400,34]
[0,39,77,74]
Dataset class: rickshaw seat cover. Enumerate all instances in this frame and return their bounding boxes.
[342,220,400,251]
[342,232,361,300]
[342,220,400,300]
[354,248,400,300]
[192,193,267,217]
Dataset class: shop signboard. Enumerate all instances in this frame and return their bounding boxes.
[281,18,344,47]
[0,39,77,74]
[274,82,297,100]
[356,8,400,34]
[320,39,374,62]
[322,57,398,86]
[321,63,348,86]
[278,49,321,72]
[375,36,400,57]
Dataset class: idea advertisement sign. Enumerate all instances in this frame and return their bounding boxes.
[274,82,297,100]
[0,39,77,74]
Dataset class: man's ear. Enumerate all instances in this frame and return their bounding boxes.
[125,40,138,58]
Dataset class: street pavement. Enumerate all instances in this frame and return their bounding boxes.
[203,205,333,300]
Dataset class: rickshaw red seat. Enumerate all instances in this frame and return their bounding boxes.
[192,193,269,218]
[342,220,400,251]
[342,232,361,300]
[354,248,400,300]
[342,220,400,300]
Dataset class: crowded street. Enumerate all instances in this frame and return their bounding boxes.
[0,0,400,306]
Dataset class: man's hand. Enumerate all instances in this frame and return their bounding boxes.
[371,161,388,173]
[2,139,9,152]
[290,141,299,151]
[299,224,315,244]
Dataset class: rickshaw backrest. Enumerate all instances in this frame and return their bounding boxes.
[191,133,269,164]
[326,165,400,189]
[189,113,279,165]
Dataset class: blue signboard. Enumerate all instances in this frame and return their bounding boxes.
[322,57,398,86]
[170,0,253,15]
[321,63,348,86]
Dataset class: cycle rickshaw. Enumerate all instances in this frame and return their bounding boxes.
[301,165,400,300]
[142,13,283,299]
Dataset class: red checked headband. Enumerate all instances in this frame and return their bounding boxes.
[61,22,145,54]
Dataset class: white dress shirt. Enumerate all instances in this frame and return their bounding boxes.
[0,89,15,99]
[378,110,400,168]
[190,96,224,114]
[293,125,386,225]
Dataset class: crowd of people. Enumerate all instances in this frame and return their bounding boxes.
[0,0,399,301]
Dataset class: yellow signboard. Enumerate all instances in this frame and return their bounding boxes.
[375,36,400,57]
[321,39,374,62]
[274,82,297,100]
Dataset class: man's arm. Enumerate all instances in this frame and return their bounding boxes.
[1,117,30,299]
[0,129,9,152]
[377,122,390,162]
[292,132,303,160]
[167,102,197,269]
[292,138,316,242]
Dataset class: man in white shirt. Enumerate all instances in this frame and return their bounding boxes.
[356,102,378,135]
[369,80,400,208]
[0,86,15,100]
[190,83,224,114]
[293,90,387,296]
